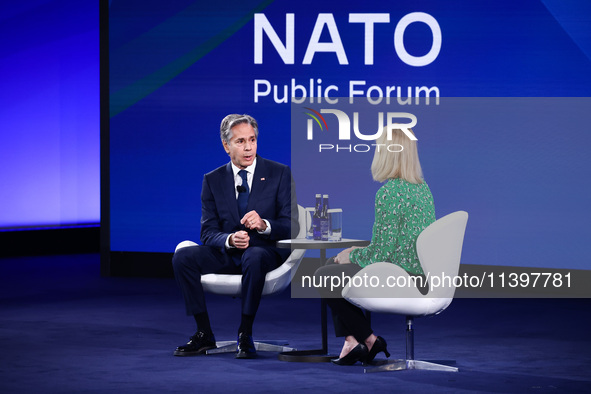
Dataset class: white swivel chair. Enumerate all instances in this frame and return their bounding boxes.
[342,211,468,372]
[174,204,307,354]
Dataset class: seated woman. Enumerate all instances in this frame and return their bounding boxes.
[315,127,435,366]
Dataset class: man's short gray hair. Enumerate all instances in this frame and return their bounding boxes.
[220,114,259,144]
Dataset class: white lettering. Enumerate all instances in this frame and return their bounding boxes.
[353,144,371,152]
[254,14,294,64]
[348,13,390,65]
[320,109,351,140]
[353,112,383,141]
[394,12,441,67]
[387,144,404,152]
[254,12,442,66]
[349,80,366,104]
[366,85,384,105]
[386,113,418,141]
[254,79,271,103]
[317,144,406,153]
[291,79,307,104]
[324,86,339,104]
[303,14,348,65]
[415,86,440,105]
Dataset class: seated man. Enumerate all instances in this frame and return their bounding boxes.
[172,114,298,359]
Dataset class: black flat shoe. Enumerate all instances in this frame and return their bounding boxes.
[363,336,391,365]
[174,330,217,356]
[331,343,369,366]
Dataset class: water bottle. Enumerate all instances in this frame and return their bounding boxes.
[312,194,322,240]
[320,194,329,241]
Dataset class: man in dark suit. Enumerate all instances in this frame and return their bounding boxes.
[172,114,298,359]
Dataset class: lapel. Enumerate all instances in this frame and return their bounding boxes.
[223,162,241,222]
[248,156,268,212]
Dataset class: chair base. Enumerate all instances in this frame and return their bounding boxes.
[365,359,458,373]
[206,340,295,354]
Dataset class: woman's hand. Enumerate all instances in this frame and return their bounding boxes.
[334,246,362,264]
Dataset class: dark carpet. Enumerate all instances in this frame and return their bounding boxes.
[1,254,590,393]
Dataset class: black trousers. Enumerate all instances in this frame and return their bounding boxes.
[314,259,373,343]
[172,245,284,317]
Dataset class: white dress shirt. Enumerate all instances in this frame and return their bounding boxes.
[226,158,271,248]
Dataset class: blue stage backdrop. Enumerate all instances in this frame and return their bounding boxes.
[108,0,591,271]
[0,1,100,230]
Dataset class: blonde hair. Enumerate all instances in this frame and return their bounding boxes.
[371,127,424,184]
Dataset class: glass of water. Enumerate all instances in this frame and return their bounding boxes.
[328,208,342,241]
[305,207,315,239]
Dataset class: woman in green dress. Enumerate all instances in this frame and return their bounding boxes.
[315,127,435,366]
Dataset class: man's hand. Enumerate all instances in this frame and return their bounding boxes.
[230,230,250,249]
[241,210,267,232]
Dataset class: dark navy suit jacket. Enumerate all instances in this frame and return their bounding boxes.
[199,156,298,261]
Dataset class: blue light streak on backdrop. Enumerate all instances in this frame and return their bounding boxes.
[0,1,100,230]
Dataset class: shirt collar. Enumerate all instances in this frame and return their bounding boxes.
[230,157,257,178]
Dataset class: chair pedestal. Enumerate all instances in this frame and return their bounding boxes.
[364,316,458,373]
[365,359,458,373]
[206,340,295,355]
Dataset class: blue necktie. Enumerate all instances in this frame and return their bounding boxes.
[237,170,249,218]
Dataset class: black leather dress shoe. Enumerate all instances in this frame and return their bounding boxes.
[331,343,369,366]
[173,331,216,356]
[236,332,257,359]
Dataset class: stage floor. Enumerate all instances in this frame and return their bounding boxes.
[1,254,590,393]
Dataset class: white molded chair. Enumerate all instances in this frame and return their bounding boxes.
[342,211,468,372]
[175,205,307,354]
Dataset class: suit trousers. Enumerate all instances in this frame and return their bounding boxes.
[172,244,283,317]
[314,259,373,343]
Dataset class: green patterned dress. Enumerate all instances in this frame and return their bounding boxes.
[349,178,435,275]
